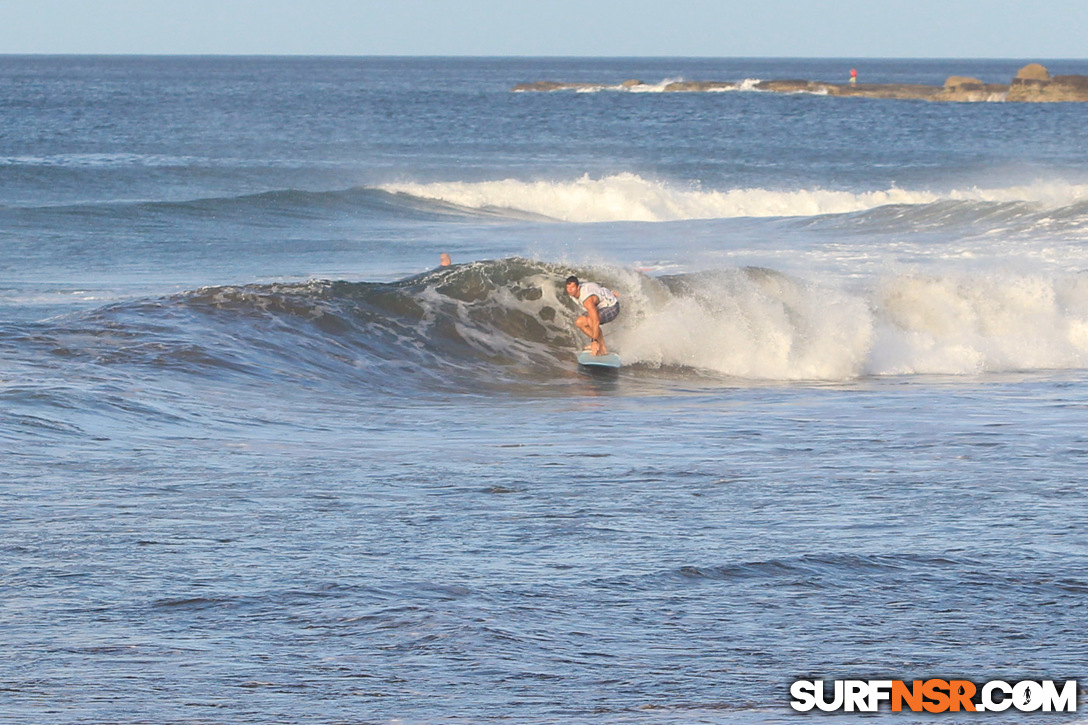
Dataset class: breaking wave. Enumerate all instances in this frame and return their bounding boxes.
[618,267,1088,379]
[9,259,1088,394]
[377,173,1088,225]
[10,177,1088,235]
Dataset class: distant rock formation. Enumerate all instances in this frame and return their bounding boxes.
[936,76,1008,102]
[1017,63,1050,81]
[751,80,940,100]
[944,76,984,87]
[512,81,593,92]
[1007,63,1088,101]
[661,80,735,92]
[513,63,1088,102]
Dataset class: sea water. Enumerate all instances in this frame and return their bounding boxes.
[2,56,1088,723]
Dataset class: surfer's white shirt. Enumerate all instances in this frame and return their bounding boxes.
[577,282,618,309]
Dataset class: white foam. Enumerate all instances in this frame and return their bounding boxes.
[604,268,1088,380]
[625,77,688,93]
[612,270,873,380]
[377,174,1088,224]
[531,77,762,94]
[868,271,1088,375]
[706,78,763,93]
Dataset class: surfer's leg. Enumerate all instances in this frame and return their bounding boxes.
[586,320,606,354]
[575,314,592,340]
[576,314,607,354]
[590,304,617,355]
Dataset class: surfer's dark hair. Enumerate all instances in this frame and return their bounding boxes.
[565,275,579,286]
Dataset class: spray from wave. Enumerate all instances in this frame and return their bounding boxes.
[514,77,765,94]
[614,267,1088,379]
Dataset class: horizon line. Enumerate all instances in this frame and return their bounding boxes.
[0,53,1083,61]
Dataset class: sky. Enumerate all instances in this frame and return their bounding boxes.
[0,0,1084,58]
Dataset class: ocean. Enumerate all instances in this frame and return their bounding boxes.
[3,55,1088,723]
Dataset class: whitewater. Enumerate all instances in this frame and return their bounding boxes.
[378,173,1088,223]
[367,173,1088,380]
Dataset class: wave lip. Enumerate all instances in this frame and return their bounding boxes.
[375,174,1088,224]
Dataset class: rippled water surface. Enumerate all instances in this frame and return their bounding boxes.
[7,376,1087,723]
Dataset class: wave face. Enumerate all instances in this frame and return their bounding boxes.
[13,259,1088,393]
[0,186,493,223]
[377,174,1088,225]
[11,259,585,395]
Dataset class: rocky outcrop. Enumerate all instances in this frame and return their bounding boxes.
[512,81,597,92]
[935,76,1008,102]
[827,83,942,100]
[754,80,943,100]
[513,62,1088,102]
[1017,63,1050,81]
[754,79,834,94]
[1007,64,1088,102]
[944,76,984,88]
[662,80,735,92]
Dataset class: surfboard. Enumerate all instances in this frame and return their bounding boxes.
[577,351,621,368]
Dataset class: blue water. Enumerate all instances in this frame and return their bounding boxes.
[3,56,1088,723]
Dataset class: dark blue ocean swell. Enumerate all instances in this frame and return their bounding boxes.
[0,259,599,413]
[0,186,514,222]
[794,198,1088,239]
[0,185,535,317]
[172,260,587,387]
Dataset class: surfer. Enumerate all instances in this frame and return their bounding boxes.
[565,275,620,356]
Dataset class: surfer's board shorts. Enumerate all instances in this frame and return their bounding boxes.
[599,301,620,324]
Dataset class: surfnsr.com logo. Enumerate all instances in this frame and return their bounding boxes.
[790,679,1078,713]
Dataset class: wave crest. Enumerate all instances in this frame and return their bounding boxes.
[377,174,1088,224]
[19,260,1088,389]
